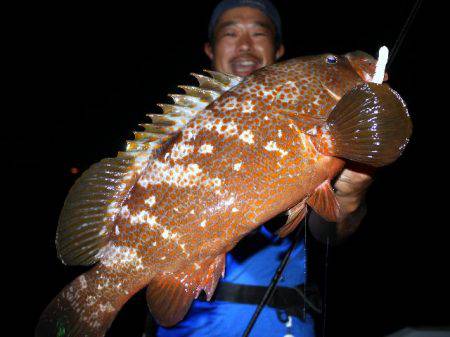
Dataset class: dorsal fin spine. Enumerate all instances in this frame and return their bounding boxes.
[191,73,227,93]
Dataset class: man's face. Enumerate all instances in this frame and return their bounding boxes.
[205,6,285,77]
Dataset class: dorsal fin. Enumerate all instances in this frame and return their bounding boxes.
[178,86,221,102]
[125,71,242,155]
[191,73,228,93]
[204,70,242,89]
[56,71,242,266]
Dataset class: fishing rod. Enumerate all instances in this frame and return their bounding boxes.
[241,219,306,337]
[387,0,423,70]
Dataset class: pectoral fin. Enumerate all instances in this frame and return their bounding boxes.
[307,181,340,222]
[146,254,225,327]
[277,199,308,238]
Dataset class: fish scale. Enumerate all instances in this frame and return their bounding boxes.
[36,51,412,337]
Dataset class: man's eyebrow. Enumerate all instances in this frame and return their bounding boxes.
[253,21,274,31]
[216,20,274,32]
[215,20,239,31]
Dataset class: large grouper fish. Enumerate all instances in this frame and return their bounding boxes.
[36,49,412,337]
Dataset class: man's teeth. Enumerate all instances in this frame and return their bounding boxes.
[235,60,256,67]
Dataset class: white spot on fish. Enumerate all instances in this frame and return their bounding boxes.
[278,130,283,138]
[241,100,256,113]
[222,96,238,110]
[86,295,96,307]
[222,197,235,208]
[161,229,170,239]
[130,210,150,225]
[79,275,87,289]
[233,162,242,171]
[306,126,318,136]
[144,195,156,207]
[239,130,255,144]
[99,303,115,313]
[232,207,239,213]
[264,141,288,157]
[106,202,119,216]
[264,115,270,121]
[170,141,195,161]
[218,120,238,136]
[147,215,159,228]
[190,209,195,215]
[312,94,321,105]
[199,143,214,154]
[185,127,199,141]
[99,226,107,236]
[289,123,299,132]
[115,225,120,235]
[98,244,144,271]
[199,220,206,228]
[161,256,166,260]
[194,263,201,270]
[138,161,203,188]
[209,178,221,187]
[119,205,130,218]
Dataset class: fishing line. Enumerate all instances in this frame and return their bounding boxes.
[321,236,330,337]
[386,0,422,70]
[303,213,308,322]
[241,219,305,337]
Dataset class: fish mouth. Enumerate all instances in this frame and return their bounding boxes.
[345,52,389,83]
[355,66,388,83]
[230,55,262,77]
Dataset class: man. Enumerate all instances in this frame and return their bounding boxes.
[151,1,372,336]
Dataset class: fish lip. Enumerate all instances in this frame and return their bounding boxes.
[344,53,389,83]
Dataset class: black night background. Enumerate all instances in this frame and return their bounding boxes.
[6,1,448,336]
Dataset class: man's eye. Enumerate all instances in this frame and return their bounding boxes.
[224,31,237,37]
[253,32,267,37]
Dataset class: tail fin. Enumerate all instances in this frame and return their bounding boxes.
[315,82,412,167]
[35,265,146,337]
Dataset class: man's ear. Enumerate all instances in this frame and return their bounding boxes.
[204,42,214,61]
[275,44,285,60]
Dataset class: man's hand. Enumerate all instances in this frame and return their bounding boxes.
[334,166,373,213]
[308,163,374,243]
[332,163,374,239]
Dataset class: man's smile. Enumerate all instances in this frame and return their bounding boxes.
[230,55,262,76]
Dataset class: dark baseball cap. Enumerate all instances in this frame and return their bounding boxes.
[208,0,282,46]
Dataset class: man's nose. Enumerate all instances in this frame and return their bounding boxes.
[237,33,252,52]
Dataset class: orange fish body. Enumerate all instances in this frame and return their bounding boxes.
[36,51,412,337]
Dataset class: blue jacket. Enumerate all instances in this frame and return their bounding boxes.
[156,226,315,337]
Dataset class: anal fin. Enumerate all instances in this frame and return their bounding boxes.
[307,181,340,222]
[146,254,225,327]
[277,198,308,238]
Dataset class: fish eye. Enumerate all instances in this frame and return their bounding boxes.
[326,55,338,64]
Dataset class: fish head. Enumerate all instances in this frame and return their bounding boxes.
[314,51,388,101]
